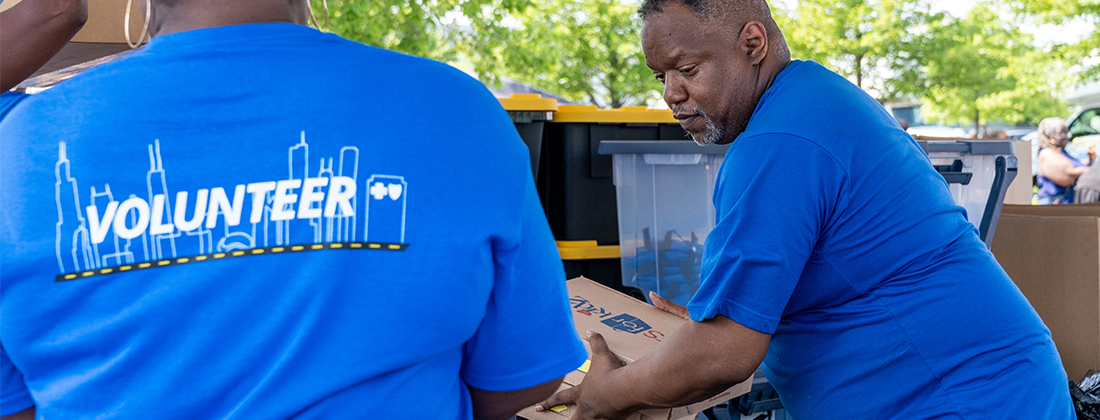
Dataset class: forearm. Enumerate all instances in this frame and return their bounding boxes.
[0,407,34,420]
[470,377,564,420]
[1050,168,1086,187]
[596,317,767,413]
[0,0,88,90]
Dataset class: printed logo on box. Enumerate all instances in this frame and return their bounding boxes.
[570,295,665,342]
[600,313,652,334]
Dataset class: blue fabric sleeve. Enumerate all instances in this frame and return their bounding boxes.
[0,91,30,121]
[459,174,588,392]
[1,344,33,416]
[689,133,847,334]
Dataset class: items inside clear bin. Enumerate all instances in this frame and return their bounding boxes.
[625,228,704,306]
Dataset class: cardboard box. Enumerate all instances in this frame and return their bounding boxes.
[991,204,1100,379]
[1001,139,1033,205]
[72,0,147,44]
[519,277,753,420]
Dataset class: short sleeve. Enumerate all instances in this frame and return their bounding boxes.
[1,344,33,416]
[688,134,846,334]
[459,174,588,391]
[0,91,30,121]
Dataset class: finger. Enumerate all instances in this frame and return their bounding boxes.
[649,291,690,320]
[586,330,621,367]
[535,386,578,412]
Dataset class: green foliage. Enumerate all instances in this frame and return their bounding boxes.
[463,0,659,108]
[319,0,530,63]
[1001,0,1100,82]
[319,0,1078,122]
[319,0,658,108]
[776,0,933,101]
[918,5,1072,131]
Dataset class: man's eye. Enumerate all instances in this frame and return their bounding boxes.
[655,74,665,84]
[682,65,698,76]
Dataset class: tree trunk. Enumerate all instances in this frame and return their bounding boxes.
[587,92,604,109]
[855,53,863,88]
[973,108,981,137]
[607,49,621,108]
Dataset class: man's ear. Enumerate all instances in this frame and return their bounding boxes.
[740,21,768,66]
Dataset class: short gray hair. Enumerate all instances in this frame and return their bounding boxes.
[1037,117,1067,150]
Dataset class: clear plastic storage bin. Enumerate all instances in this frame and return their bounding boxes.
[919,140,1018,247]
[599,140,730,306]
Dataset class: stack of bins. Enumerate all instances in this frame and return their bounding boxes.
[919,140,1018,247]
[498,94,558,181]
[597,140,729,307]
[543,106,688,295]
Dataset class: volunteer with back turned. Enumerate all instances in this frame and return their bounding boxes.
[0,0,586,418]
[537,0,1073,418]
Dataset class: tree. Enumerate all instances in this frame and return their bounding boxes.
[1001,0,1100,82]
[918,5,1071,132]
[319,0,658,108]
[319,0,529,63]
[462,0,660,108]
[773,0,933,101]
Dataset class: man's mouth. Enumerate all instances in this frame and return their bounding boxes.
[674,113,699,130]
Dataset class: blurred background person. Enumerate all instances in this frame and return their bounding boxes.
[1037,117,1089,204]
[1074,159,1100,204]
[982,128,1009,139]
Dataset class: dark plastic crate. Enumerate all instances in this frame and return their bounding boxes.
[499,94,558,182]
[540,106,686,245]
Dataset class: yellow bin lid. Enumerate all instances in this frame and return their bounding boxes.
[553,105,679,124]
[556,240,621,260]
[498,94,559,112]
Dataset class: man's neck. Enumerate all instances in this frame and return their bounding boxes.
[150,0,308,38]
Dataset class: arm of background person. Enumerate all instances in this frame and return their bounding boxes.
[1039,149,1089,187]
[0,0,88,91]
[469,379,564,420]
[0,407,33,420]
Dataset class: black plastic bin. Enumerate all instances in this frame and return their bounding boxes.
[540,106,688,245]
[498,94,558,181]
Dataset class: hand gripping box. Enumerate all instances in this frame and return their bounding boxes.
[519,277,753,420]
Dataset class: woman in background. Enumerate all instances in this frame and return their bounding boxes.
[1037,117,1089,204]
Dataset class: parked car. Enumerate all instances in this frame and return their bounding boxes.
[1068,103,1100,145]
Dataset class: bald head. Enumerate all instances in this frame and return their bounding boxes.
[639,0,790,144]
[638,0,771,22]
[639,0,788,61]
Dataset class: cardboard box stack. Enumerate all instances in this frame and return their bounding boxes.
[991,204,1100,379]
[519,277,753,420]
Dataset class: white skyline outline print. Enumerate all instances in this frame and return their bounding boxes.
[53,132,408,281]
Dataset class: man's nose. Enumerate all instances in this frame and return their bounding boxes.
[663,74,688,107]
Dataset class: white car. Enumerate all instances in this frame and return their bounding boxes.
[1068,103,1100,146]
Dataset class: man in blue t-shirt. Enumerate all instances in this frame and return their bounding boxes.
[538,0,1074,419]
[0,1,586,419]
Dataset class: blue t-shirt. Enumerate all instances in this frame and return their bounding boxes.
[0,91,29,120]
[0,23,586,418]
[690,61,1072,419]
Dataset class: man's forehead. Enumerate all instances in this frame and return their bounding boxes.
[641,8,736,58]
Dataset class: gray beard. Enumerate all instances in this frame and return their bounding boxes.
[690,110,724,146]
